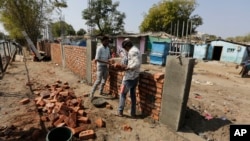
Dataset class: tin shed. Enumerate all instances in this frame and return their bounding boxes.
[193,39,250,64]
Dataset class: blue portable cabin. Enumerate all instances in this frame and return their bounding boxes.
[147,32,172,65]
[149,42,170,65]
[193,39,250,64]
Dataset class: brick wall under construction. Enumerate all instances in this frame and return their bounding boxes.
[50,43,62,66]
[64,46,87,79]
[49,43,165,121]
[92,62,164,121]
[50,44,87,79]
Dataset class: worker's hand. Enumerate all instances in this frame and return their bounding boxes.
[235,65,239,69]
[125,67,131,71]
[119,64,127,71]
[94,59,97,64]
[108,59,115,64]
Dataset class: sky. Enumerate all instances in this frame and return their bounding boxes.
[1,0,250,39]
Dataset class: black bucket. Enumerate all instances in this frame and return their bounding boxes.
[46,127,72,141]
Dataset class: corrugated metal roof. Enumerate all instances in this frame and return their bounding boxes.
[116,31,173,38]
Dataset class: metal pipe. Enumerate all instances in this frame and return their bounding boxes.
[182,21,185,39]
[186,20,189,42]
[177,20,179,37]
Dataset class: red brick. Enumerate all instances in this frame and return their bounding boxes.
[77,116,89,123]
[53,115,66,127]
[158,79,164,84]
[152,109,160,116]
[40,116,48,122]
[155,93,162,98]
[147,104,155,109]
[56,87,63,92]
[69,125,87,135]
[151,114,159,121]
[156,87,162,93]
[148,86,156,92]
[59,91,69,97]
[62,84,70,89]
[140,78,149,84]
[105,104,113,109]
[56,123,66,127]
[48,113,59,122]
[79,130,95,140]
[95,118,105,128]
[77,110,85,116]
[65,112,77,128]
[33,91,40,95]
[40,90,50,98]
[56,79,62,83]
[82,93,89,97]
[26,82,33,86]
[70,106,80,112]
[140,72,154,80]
[19,98,30,105]
[122,124,132,132]
[155,98,162,103]
[154,102,161,108]
[36,98,46,106]
[156,82,163,89]
[153,72,164,80]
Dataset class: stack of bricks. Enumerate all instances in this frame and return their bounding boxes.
[33,80,97,139]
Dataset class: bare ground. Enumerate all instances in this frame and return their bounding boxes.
[0,54,249,141]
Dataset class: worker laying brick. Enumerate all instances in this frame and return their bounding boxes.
[117,39,141,118]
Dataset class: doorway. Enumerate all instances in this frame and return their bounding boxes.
[212,46,222,60]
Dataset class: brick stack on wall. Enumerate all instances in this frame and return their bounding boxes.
[51,43,63,66]
[92,62,165,121]
[64,45,87,79]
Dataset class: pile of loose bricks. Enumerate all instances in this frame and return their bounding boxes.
[92,61,165,121]
[29,80,104,140]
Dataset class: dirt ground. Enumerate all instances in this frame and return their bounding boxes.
[0,53,249,141]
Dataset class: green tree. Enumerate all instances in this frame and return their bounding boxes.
[51,21,76,37]
[82,0,126,35]
[140,0,203,37]
[0,0,67,44]
[77,28,86,36]
[67,25,76,36]
[0,31,5,40]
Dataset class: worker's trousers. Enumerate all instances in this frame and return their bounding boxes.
[90,66,108,98]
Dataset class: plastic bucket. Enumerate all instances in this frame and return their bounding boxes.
[46,127,72,141]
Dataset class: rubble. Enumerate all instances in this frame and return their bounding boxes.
[31,80,99,139]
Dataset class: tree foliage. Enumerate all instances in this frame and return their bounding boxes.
[226,33,250,43]
[140,0,203,37]
[51,21,76,37]
[0,31,5,40]
[76,28,86,36]
[82,0,126,35]
[0,0,67,44]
